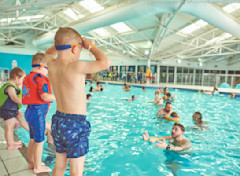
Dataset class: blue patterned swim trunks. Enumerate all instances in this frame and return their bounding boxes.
[51,111,91,158]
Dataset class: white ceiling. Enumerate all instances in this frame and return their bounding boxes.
[0,0,240,65]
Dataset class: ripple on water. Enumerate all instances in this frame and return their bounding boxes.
[15,84,240,176]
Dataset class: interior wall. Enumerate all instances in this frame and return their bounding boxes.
[0,46,239,73]
[0,52,33,74]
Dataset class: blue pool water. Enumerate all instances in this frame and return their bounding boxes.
[16,83,240,176]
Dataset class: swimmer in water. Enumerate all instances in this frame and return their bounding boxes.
[154,91,163,106]
[86,94,92,103]
[156,102,174,117]
[122,83,131,91]
[123,95,136,101]
[94,82,101,91]
[169,112,180,120]
[143,123,192,151]
[192,112,209,130]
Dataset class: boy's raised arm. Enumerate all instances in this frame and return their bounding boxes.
[73,38,111,74]
[45,45,57,63]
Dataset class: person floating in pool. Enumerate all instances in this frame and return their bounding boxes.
[162,92,175,101]
[170,112,181,120]
[157,87,164,94]
[94,81,101,91]
[123,95,136,101]
[142,86,146,91]
[156,102,174,117]
[154,91,163,106]
[192,112,209,131]
[89,86,93,92]
[100,84,104,91]
[86,94,92,103]
[22,53,56,174]
[204,87,219,95]
[45,27,110,176]
[122,83,131,91]
[163,87,169,95]
[142,123,192,151]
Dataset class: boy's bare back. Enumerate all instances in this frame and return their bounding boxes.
[47,60,87,114]
[45,27,110,115]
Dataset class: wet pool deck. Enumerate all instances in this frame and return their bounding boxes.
[0,119,50,176]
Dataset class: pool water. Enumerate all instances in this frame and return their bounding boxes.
[16,83,240,176]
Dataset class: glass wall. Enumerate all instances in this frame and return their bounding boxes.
[177,67,183,84]
[195,69,203,85]
[168,66,175,83]
[160,66,167,83]
[95,65,240,89]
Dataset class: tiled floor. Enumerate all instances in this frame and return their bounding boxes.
[0,119,50,176]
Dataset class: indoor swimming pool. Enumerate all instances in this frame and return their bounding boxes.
[15,83,240,176]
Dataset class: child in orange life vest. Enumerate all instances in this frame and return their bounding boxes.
[128,95,136,101]
[0,67,26,150]
[22,53,55,174]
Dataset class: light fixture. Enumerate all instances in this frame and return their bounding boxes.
[177,59,181,64]
[144,50,149,55]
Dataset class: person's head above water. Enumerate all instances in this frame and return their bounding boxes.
[164,102,172,112]
[86,94,92,100]
[166,92,171,98]
[170,112,178,118]
[155,90,160,95]
[132,95,136,100]
[192,112,202,121]
[171,123,185,139]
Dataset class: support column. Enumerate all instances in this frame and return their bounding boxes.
[225,69,228,83]
[193,68,196,85]
[157,63,160,84]
[174,66,177,85]
[166,66,169,84]
[201,69,204,86]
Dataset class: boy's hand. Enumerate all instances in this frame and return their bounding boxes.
[82,37,94,50]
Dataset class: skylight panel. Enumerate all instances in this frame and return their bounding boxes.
[92,28,109,37]
[111,22,132,33]
[223,3,240,13]
[63,8,84,20]
[180,24,200,34]
[79,0,104,13]
[195,20,208,27]
[179,20,208,34]
[206,33,232,45]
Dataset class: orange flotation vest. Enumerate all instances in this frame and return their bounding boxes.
[22,72,52,105]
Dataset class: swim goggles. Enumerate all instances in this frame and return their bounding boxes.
[55,43,84,50]
[32,64,48,69]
